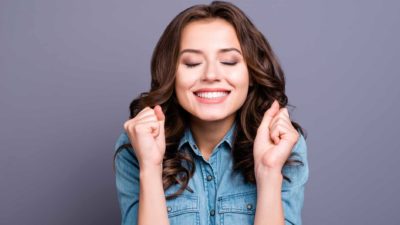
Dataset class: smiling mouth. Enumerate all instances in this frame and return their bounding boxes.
[193,91,231,99]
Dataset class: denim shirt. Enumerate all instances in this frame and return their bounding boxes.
[114,122,309,225]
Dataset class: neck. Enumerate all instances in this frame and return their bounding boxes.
[189,114,236,159]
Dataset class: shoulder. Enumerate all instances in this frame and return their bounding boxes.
[282,131,309,190]
[114,131,138,166]
[114,131,130,151]
[291,131,308,157]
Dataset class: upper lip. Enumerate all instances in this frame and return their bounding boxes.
[193,88,231,93]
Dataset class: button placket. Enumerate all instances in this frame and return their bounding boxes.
[203,163,217,224]
[210,209,215,216]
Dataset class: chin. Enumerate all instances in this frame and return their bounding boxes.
[191,112,234,122]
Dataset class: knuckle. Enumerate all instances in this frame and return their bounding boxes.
[280,108,289,116]
[140,106,151,114]
[269,123,276,131]
[291,131,300,143]
[123,120,131,131]
[271,127,277,134]
[277,120,286,127]
[147,107,155,112]
[133,123,143,133]
[295,131,300,139]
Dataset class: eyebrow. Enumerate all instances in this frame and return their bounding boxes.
[179,48,242,56]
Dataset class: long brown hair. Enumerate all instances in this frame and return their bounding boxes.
[114,1,307,199]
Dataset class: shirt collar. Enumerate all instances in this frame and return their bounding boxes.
[177,121,237,153]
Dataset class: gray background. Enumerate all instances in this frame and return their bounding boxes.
[1,0,399,224]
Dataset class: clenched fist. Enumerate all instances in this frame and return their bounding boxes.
[123,105,166,168]
[253,100,300,176]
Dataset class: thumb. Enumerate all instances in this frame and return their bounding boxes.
[154,105,165,136]
[259,100,280,132]
[154,105,165,121]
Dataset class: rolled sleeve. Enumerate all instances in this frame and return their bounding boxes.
[114,132,140,225]
[281,133,309,225]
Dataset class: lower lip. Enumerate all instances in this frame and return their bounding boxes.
[194,92,230,104]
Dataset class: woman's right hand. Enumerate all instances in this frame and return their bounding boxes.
[123,105,166,168]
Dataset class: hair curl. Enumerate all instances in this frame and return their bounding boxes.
[114,1,307,200]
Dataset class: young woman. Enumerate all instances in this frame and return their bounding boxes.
[114,1,309,225]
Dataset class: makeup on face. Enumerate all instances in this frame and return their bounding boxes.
[174,18,249,122]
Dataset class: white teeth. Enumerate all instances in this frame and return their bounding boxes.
[195,91,229,99]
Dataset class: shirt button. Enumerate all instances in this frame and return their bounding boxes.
[246,204,253,210]
[167,206,172,212]
[206,175,213,181]
[210,209,215,216]
[193,145,197,149]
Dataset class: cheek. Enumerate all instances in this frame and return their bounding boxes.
[174,78,184,100]
[174,71,193,100]
[229,67,250,88]
[175,68,199,89]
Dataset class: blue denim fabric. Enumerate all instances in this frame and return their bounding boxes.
[114,122,309,225]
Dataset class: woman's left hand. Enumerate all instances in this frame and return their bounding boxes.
[253,100,299,176]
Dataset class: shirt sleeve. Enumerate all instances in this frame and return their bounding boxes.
[281,133,310,225]
[114,132,140,225]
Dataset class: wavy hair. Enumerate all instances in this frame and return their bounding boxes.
[114,1,307,200]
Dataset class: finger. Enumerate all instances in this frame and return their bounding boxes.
[124,118,137,131]
[124,112,156,131]
[154,105,165,122]
[124,105,163,134]
[259,100,280,131]
[269,112,291,131]
[137,114,158,123]
[282,107,290,117]
[268,109,289,130]
[137,106,151,115]
[154,105,165,138]
[135,120,160,138]
[136,107,156,120]
[270,122,290,145]
[125,113,158,132]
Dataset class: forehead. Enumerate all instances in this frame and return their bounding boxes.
[180,18,241,50]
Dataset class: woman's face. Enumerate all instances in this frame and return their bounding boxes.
[175,18,249,124]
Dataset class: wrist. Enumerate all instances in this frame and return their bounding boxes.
[256,172,283,190]
[255,166,283,182]
[140,163,163,178]
[255,163,282,176]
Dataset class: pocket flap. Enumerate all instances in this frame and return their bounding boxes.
[218,191,257,214]
[166,195,199,217]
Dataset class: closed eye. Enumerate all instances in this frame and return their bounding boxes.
[185,63,201,68]
[221,62,237,66]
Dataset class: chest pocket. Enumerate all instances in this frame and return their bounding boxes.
[218,191,257,225]
[166,194,200,225]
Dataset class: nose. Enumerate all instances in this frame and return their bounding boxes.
[202,61,220,82]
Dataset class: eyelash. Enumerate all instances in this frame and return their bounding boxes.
[222,62,237,66]
[185,63,201,68]
[184,62,237,68]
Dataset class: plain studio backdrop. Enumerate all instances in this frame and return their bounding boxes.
[1,0,399,224]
